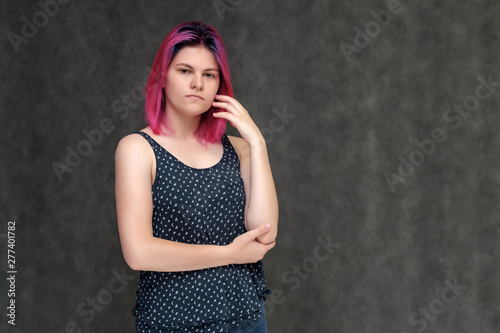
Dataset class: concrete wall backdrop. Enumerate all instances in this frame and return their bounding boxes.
[1,0,499,332]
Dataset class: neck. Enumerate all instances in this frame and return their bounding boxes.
[161,110,201,140]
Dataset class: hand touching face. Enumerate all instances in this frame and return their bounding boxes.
[212,95,264,146]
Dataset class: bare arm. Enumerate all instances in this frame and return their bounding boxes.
[213,95,279,244]
[115,134,275,272]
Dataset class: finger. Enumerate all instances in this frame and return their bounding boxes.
[265,241,276,251]
[212,112,241,129]
[214,94,237,103]
[214,95,246,112]
[246,224,271,239]
[212,111,235,122]
[213,95,237,107]
[212,101,239,114]
[212,112,239,129]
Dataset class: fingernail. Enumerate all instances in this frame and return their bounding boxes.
[265,224,270,229]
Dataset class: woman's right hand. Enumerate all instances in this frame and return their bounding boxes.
[226,224,276,264]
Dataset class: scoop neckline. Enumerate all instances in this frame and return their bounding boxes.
[138,131,226,171]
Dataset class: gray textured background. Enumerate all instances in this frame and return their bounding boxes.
[1,0,500,332]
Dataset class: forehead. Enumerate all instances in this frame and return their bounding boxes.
[170,45,218,69]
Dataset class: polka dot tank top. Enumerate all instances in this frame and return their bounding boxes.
[131,132,270,331]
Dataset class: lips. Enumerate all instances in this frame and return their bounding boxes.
[186,94,204,100]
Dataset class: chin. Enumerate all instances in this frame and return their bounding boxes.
[186,107,211,117]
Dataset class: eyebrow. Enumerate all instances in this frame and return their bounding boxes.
[174,63,219,72]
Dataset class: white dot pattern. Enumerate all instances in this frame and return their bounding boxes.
[131,132,270,332]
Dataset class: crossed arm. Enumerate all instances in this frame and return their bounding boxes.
[115,122,278,272]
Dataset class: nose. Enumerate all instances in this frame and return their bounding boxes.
[190,74,203,91]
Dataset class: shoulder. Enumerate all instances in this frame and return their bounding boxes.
[115,131,153,164]
[116,127,152,150]
[226,135,250,161]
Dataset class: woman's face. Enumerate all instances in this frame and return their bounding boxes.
[164,45,220,117]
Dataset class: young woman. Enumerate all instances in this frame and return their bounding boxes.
[115,21,279,332]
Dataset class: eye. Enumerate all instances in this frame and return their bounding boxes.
[179,69,191,74]
[204,72,218,78]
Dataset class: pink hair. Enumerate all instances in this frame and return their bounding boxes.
[144,21,233,143]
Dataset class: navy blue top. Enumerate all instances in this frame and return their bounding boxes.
[131,132,270,331]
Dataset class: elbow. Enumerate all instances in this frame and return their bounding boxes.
[123,247,147,271]
[123,254,141,271]
[125,258,142,271]
[246,215,278,245]
[257,233,277,245]
[120,234,157,271]
[257,225,278,245]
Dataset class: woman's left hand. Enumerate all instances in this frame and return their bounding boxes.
[212,95,278,245]
[212,95,264,146]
